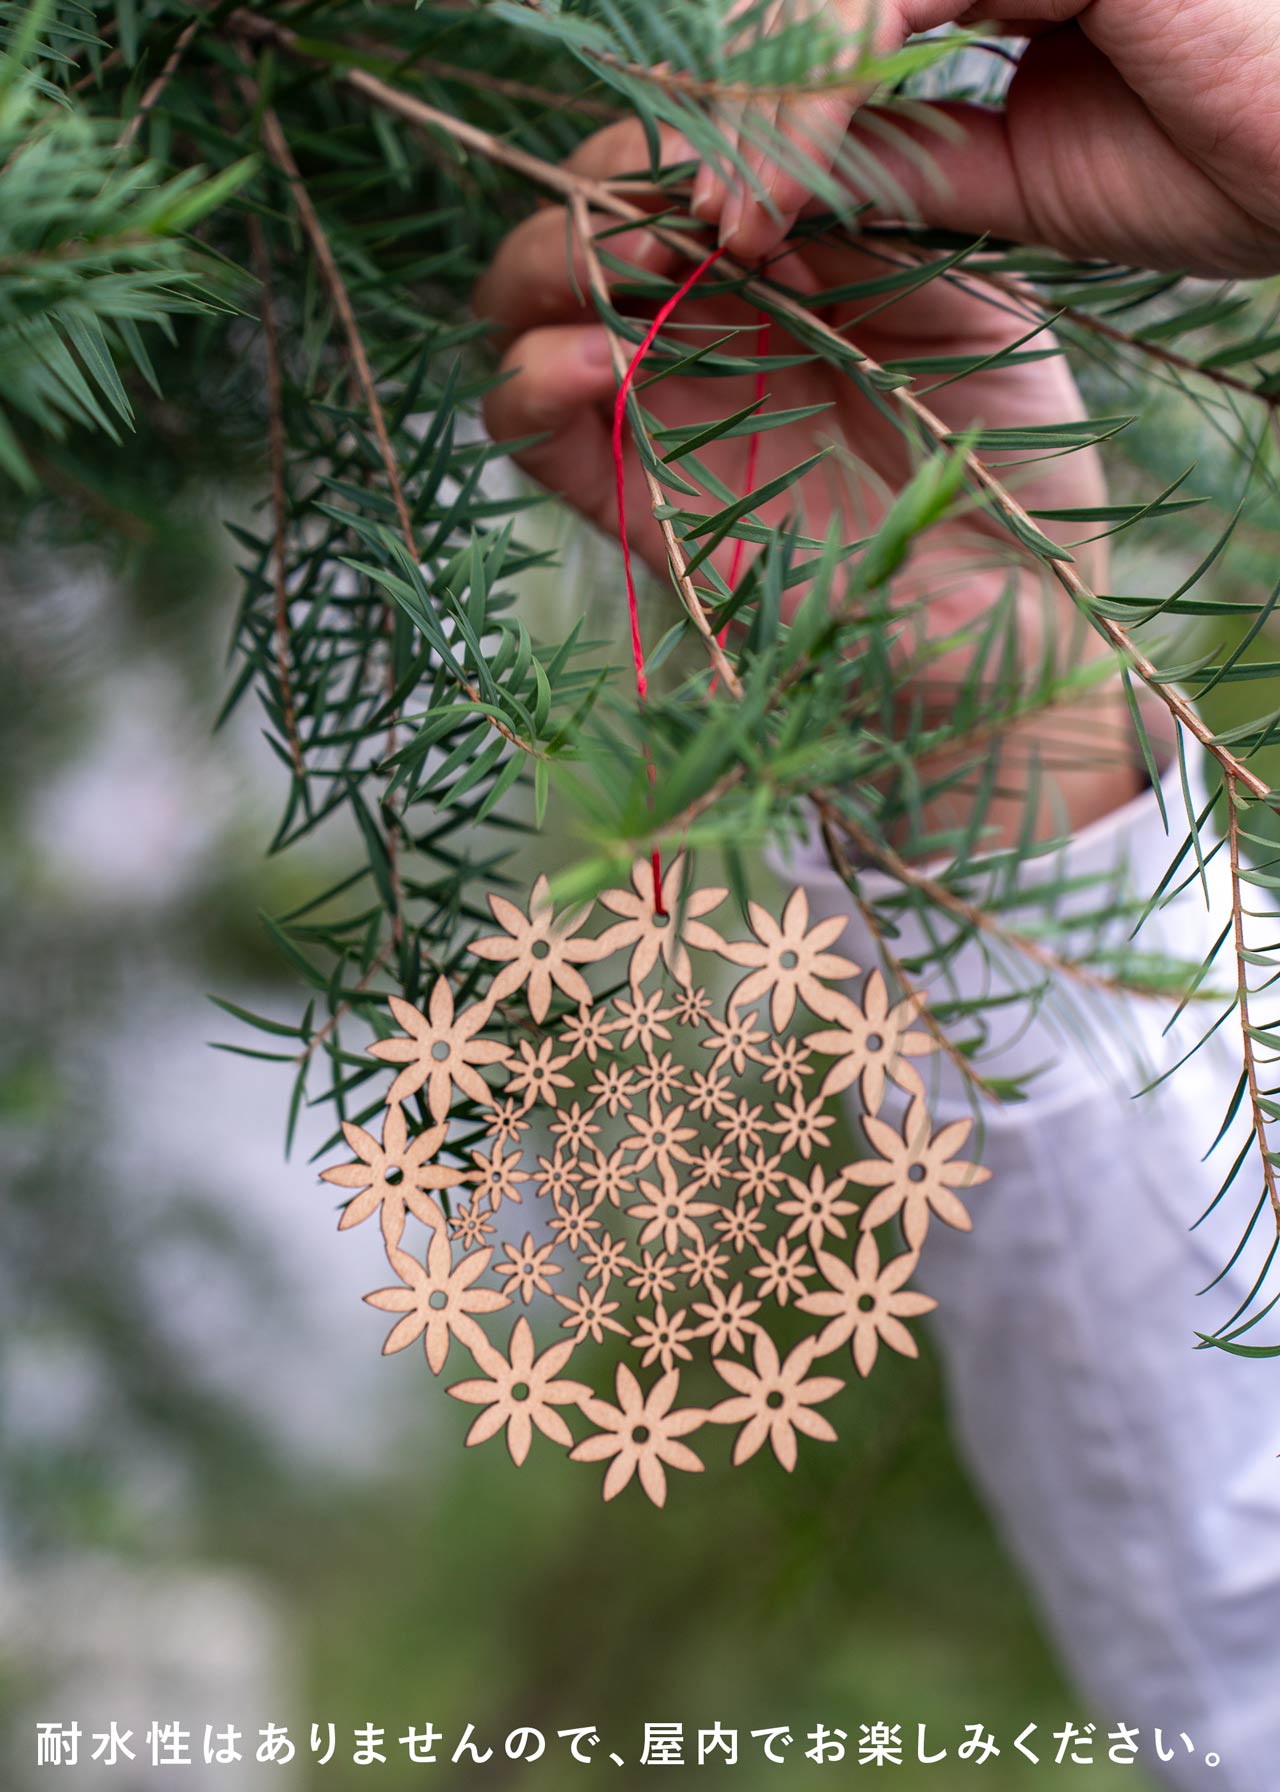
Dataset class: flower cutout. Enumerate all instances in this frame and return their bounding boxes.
[620,1097,698,1173]
[586,1061,636,1117]
[799,1233,937,1376]
[450,1197,497,1250]
[628,1163,717,1254]
[557,1283,629,1345]
[364,1234,509,1373]
[369,987,509,1117]
[691,1281,762,1355]
[559,1003,616,1064]
[807,972,937,1114]
[466,1136,529,1212]
[505,1037,574,1108]
[612,989,675,1054]
[776,1165,859,1252]
[594,854,726,988]
[702,1008,770,1075]
[547,1195,601,1254]
[768,1092,835,1160]
[497,1232,564,1304]
[714,888,859,1028]
[749,1235,815,1306]
[709,1335,843,1471]
[632,1302,699,1372]
[579,1233,631,1290]
[578,1146,635,1210]
[468,876,609,1023]
[626,1248,680,1304]
[848,1097,990,1249]
[447,1317,590,1465]
[320,1106,459,1250]
[679,1236,730,1292]
[569,1364,707,1506]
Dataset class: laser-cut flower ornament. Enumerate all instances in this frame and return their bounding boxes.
[326,855,987,1505]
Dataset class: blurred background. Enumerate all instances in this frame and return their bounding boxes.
[14,439,1259,1789]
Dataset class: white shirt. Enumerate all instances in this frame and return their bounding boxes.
[781,752,1280,1790]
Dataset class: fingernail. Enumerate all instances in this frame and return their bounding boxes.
[720,187,743,249]
[581,326,615,368]
[692,165,718,221]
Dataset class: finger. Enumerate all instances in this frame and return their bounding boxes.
[483,324,619,531]
[472,205,681,349]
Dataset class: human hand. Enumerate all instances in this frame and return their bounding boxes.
[474,122,1142,837]
[699,0,1280,277]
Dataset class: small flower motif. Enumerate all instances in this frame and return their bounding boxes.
[691,1280,762,1356]
[364,1234,510,1374]
[557,1282,629,1346]
[466,1136,529,1212]
[702,1008,770,1076]
[447,1316,591,1465]
[532,1151,581,1206]
[715,887,859,1029]
[559,1003,616,1064]
[806,972,937,1114]
[760,1035,812,1097]
[569,1363,707,1506]
[486,1096,533,1148]
[577,1146,635,1210]
[733,1146,789,1206]
[579,1233,632,1290]
[504,1037,575,1108]
[685,1067,736,1119]
[716,1097,768,1155]
[798,1233,937,1376]
[496,1232,564,1305]
[620,1098,697,1173]
[686,1141,735,1191]
[549,1100,601,1156]
[468,876,609,1023]
[587,1061,637,1117]
[847,1096,990,1249]
[450,1197,497,1251]
[671,984,714,1027]
[679,1236,730,1293]
[713,1199,767,1254]
[628,1165,717,1255]
[749,1235,815,1307]
[633,1049,685,1104]
[612,989,675,1054]
[369,987,509,1118]
[626,1247,680,1305]
[709,1334,843,1471]
[548,1194,602,1254]
[594,854,726,988]
[632,1303,699,1373]
[768,1092,835,1160]
[320,1105,458,1250]
[776,1165,859,1252]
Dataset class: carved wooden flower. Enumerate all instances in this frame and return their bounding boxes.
[369,987,509,1117]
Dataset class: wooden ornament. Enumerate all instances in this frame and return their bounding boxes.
[327,854,983,1504]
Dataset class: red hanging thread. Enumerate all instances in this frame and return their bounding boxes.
[611,241,729,916]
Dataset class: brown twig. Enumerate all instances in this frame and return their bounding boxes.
[246,211,305,781]
[116,18,201,150]
[1225,773,1280,1232]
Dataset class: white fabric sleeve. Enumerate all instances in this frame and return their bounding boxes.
[776,754,1280,1792]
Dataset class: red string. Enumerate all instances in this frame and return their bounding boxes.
[612,243,729,916]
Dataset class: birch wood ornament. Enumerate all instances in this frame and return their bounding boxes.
[325,857,987,1505]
